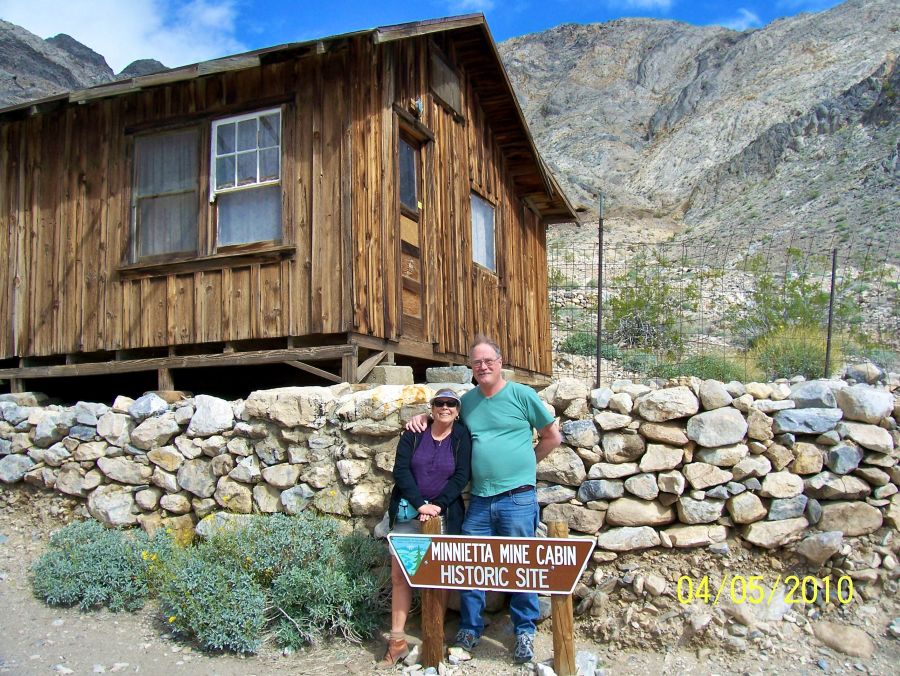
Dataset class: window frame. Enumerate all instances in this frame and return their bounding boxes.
[123,103,294,276]
[130,125,203,265]
[470,191,497,274]
[209,107,284,250]
[209,107,282,202]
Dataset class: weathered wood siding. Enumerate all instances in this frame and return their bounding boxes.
[1,31,553,376]
[1,55,352,359]
[348,36,551,374]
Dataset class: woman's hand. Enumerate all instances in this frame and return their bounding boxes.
[405,413,429,433]
[417,503,442,520]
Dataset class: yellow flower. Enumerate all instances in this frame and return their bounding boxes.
[141,551,149,560]
[168,615,177,623]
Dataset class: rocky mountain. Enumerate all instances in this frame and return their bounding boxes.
[499,0,899,259]
[0,20,165,107]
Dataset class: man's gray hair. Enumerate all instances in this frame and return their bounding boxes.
[470,334,502,359]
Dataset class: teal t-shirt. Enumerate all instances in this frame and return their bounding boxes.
[461,381,555,497]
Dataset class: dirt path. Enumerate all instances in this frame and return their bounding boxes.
[1,486,898,676]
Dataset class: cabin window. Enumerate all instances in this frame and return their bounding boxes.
[398,137,419,213]
[132,128,200,260]
[471,192,495,272]
[210,108,282,246]
[431,49,462,117]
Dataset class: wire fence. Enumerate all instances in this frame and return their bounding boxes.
[548,226,900,385]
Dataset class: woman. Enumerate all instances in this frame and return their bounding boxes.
[379,388,472,666]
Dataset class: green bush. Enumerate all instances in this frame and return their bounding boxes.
[559,331,596,356]
[619,350,659,374]
[153,513,388,652]
[31,520,151,612]
[270,532,388,647]
[727,249,865,348]
[155,544,267,654]
[648,354,757,382]
[751,325,840,379]
[606,252,698,351]
[32,513,389,655]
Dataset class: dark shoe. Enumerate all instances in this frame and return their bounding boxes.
[377,638,409,667]
[453,629,480,652]
[513,632,535,664]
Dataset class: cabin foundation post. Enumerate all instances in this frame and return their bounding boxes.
[157,368,174,391]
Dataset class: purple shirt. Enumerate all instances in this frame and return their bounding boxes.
[410,428,456,501]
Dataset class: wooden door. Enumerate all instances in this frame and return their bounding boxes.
[398,135,426,339]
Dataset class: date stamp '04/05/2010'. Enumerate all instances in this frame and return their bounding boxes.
[677,575,855,606]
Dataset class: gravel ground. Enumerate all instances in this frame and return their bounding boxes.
[1,485,898,676]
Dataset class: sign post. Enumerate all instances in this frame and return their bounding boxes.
[419,518,445,668]
[549,521,576,676]
[388,527,594,667]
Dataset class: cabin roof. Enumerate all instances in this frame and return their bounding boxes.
[0,14,575,222]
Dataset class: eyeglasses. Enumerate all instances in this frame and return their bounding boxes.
[469,358,499,368]
[432,399,459,408]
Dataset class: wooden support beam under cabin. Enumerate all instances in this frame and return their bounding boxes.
[284,360,343,384]
[341,344,359,383]
[0,346,355,380]
[356,350,387,382]
[157,368,174,391]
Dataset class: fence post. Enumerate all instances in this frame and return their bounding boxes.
[420,517,445,668]
[595,193,604,387]
[825,248,837,377]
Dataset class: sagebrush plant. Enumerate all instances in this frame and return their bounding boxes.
[33,513,389,655]
[751,324,841,379]
[31,520,152,612]
[270,531,389,648]
[151,512,388,652]
[154,542,267,654]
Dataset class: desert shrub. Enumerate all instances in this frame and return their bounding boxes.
[559,331,596,356]
[153,513,388,652]
[31,520,151,612]
[619,350,659,374]
[606,252,698,351]
[270,531,389,648]
[727,250,866,348]
[751,325,841,379]
[648,354,757,382]
[155,543,267,654]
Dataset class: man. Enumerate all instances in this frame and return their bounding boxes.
[409,335,561,663]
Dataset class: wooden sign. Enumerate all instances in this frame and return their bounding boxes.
[387,534,595,595]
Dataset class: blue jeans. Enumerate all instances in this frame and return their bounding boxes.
[458,488,540,637]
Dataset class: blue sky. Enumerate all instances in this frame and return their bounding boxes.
[0,0,843,72]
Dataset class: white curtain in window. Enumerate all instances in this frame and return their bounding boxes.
[134,129,199,258]
[217,184,281,246]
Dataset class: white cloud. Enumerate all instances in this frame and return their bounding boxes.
[447,0,496,11]
[0,0,246,73]
[716,7,762,31]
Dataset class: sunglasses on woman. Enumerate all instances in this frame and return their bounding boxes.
[432,399,459,408]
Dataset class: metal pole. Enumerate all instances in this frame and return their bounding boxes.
[595,194,604,387]
[824,248,837,377]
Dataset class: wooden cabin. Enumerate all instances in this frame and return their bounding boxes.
[0,14,574,397]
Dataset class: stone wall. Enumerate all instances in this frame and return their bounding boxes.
[0,369,897,570]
